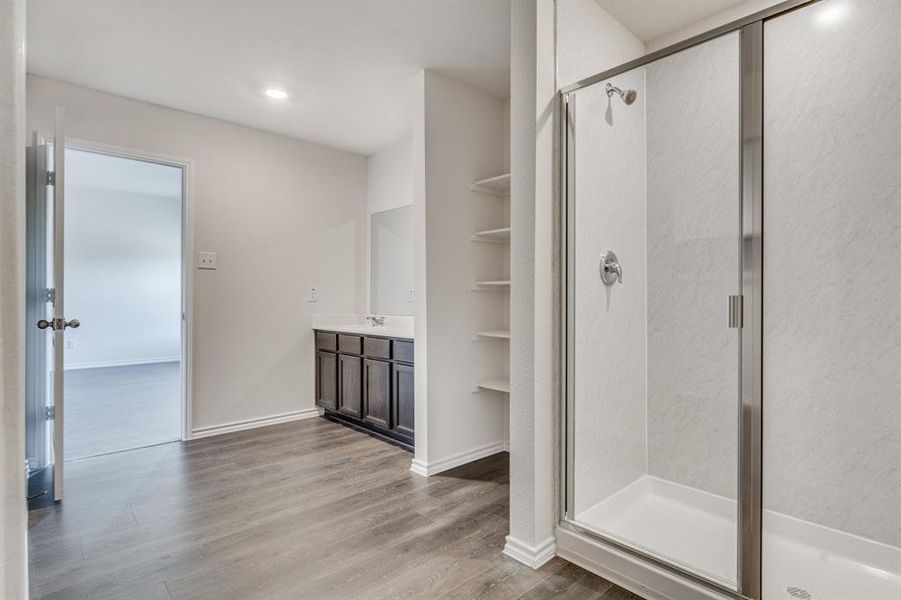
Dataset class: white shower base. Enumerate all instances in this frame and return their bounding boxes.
[576,476,900,600]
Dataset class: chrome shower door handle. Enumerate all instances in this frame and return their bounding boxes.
[599,250,622,285]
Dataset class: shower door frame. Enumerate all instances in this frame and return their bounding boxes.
[556,1,818,599]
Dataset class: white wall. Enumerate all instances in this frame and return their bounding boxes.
[563,2,741,513]
[646,0,784,53]
[506,0,564,565]
[571,66,647,514]
[556,0,645,88]
[27,75,368,434]
[645,32,740,500]
[762,0,901,547]
[412,69,507,472]
[508,0,543,563]
[65,174,182,369]
[551,0,648,519]
[508,0,646,564]
[0,1,28,596]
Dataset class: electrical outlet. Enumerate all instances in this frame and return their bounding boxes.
[197,251,217,270]
[308,287,319,302]
[407,288,415,303]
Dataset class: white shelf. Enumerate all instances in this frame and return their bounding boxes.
[476,329,510,340]
[477,378,510,394]
[473,280,510,290]
[471,173,510,196]
[471,226,511,242]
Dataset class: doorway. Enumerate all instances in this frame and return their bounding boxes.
[26,123,192,507]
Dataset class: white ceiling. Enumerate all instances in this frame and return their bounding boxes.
[596,0,746,42]
[27,0,511,156]
[66,148,183,199]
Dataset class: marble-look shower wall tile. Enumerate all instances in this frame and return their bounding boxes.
[762,0,901,547]
[572,69,648,513]
[645,32,741,500]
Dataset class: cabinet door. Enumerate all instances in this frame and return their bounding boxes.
[316,351,337,411]
[392,362,414,440]
[338,354,363,419]
[363,359,391,430]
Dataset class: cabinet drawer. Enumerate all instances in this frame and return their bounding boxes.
[338,334,363,355]
[315,332,337,352]
[363,337,391,360]
[393,340,414,364]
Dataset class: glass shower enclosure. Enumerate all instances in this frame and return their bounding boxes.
[559,1,900,599]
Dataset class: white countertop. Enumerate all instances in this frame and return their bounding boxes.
[314,324,414,340]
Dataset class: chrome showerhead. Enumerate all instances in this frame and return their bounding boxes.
[606,82,637,105]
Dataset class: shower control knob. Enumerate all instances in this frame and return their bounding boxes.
[599,250,622,285]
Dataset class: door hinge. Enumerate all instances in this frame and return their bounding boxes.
[45,170,55,186]
[728,295,744,328]
[45,406,55,421]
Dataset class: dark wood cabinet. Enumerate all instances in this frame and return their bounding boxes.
[338,354,363,419]
[316,350,338,411]
[314,329,414,450]
[392,362,415,442]
[363,359,391,430]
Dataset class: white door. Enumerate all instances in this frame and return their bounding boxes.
[26,107,75,503]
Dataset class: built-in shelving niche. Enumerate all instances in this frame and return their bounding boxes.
[471,173,510,396]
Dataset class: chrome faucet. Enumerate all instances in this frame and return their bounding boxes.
[365,315,386,327]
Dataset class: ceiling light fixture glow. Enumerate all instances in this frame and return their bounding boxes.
[264,88,288,100]
[814,1,850,26]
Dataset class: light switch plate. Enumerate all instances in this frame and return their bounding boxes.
[197,251,217,270]
[308,287,319,302]
[407,288,415,303]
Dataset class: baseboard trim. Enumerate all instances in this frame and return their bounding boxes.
[503,535,557,569]
[408,440,508,477]
[191,407,324,439]
[65,357,180,371]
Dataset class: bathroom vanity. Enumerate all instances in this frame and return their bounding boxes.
[314,327,414,449]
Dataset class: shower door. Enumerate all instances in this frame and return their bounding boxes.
[563,30,745,591]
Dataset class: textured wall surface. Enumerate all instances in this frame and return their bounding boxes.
[763,0,901,546]
[0,0,28,596]
[645,32,740,500]
[572,67,647,514]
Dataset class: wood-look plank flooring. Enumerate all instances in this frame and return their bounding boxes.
[65,362,181,460]
[28,418,641,600]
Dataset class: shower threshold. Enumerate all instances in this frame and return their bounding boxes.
[575,476,900,600]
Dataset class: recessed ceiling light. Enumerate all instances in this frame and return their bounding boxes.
[264,88,288,100]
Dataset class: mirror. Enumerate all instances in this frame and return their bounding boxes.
[370,205,414,315]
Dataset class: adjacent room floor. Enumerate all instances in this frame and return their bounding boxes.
[64,361,181,460]
[27,418,638,600]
